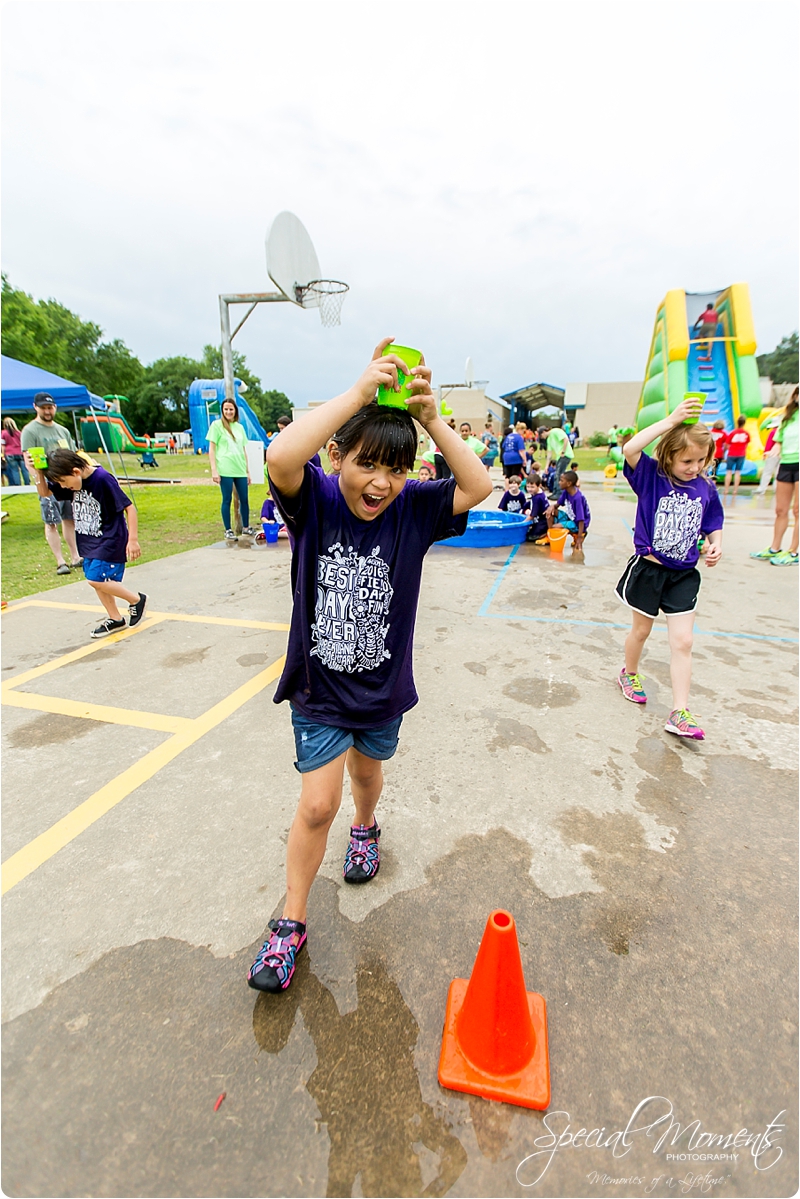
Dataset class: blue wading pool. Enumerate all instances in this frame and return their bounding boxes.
[439,509,528,549]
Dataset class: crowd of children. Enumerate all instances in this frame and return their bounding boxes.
[22,351,797,1002]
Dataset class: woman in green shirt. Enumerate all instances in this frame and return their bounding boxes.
[207,400,255,540]
[751,386,799,566]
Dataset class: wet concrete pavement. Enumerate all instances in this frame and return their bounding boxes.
[2,484,797,1198]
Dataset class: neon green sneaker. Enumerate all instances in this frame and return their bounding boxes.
[770,551,799,567]
[750,546,780,560]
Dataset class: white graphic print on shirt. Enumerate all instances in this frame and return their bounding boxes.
[652,490,703,561]
[312,543,393,673]
[561,497,575,521]
[73,491,103,538]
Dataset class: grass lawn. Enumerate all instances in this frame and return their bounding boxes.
[92,450,215,481]
[1,480,271,604]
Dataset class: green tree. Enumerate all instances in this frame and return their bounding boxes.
[1,275,144,398]
[124,356,203,435]
[757,333,798,385]
[199,344,291,429]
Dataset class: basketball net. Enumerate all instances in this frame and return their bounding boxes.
[296,279,349,327]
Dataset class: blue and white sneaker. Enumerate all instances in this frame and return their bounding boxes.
[247,918,307,992]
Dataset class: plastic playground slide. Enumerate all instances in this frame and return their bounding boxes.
[79,412,166,454]
[634,283,764,477]
[188,379,270,453]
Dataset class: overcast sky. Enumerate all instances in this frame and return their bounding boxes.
[3,1,797,406]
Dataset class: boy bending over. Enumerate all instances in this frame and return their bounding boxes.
[37,449,147,639]
[248,339,492,993]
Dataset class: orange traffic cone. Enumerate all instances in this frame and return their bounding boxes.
[438,909,550,1109]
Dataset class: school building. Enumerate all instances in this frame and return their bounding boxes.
[563,382,643,437]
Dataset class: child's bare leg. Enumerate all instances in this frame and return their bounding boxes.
[61,519,79,562]
[346,747,383,828]
[666,611,694,710]
[733,470,741,498]
[43,522,66,566]
[284,754,346,923]
[624,610,654,674]
[723,471,732,497]
[87,579,139,620]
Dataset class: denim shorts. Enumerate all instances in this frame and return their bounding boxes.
[290,705,403,774]
[83,558,125,583]
[726,456,745,472]
[39,495,73,525]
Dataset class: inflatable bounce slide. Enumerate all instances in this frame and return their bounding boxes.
[635,283,764,477]
[79,412,166,454]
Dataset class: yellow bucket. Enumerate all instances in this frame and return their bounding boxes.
[604,464,617,478]
[547,526,568,552]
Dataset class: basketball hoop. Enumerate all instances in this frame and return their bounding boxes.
[296,279,349,327]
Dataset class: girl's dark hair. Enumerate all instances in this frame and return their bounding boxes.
[781,387,799,428]
[331,403,417,470]
[45,448,86,480]
[737,415,747,427]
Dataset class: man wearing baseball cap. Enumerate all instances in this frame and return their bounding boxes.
[21,393,81,574]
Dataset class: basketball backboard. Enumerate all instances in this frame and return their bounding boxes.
[266,212,322,308]
[465,357,475,388]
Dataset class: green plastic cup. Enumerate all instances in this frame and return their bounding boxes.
[683,392,706,425]
[377,344,422,409]
[29,446,48,470]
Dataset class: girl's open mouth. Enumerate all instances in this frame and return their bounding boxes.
[361,493,385,512]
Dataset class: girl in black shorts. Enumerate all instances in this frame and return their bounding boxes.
[614,398,724,741]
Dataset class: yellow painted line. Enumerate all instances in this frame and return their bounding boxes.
[1,617,168,690]
[3,600,106,614]
[1,653,286,895]
[3,600,289,631]
[148,612,291,631]
[1,690,191,733]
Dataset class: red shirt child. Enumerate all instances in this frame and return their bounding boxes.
[725,427,750,459]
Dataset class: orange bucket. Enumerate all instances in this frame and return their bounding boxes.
[547,526,568,552]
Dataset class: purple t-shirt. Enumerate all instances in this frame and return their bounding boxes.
[49,466,131,562]
[557,488,591,529]
[270,465,467,728]
[623,453,723,569]
[261,498,278,522]
[501,432,526,464]
[528,492,549,520]
[498,491,530,515]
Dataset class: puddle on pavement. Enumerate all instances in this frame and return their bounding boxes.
[3,787,797,1197]
[502,675,579,707]
[5,711,101,747]
[162,645,211,668]
[253,954,467,1197]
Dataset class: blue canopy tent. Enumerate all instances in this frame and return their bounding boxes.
[1,356,108,412]
[0,356,133,486]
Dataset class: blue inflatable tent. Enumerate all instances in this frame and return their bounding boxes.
[1,356,108,413]
[188,379,269,453]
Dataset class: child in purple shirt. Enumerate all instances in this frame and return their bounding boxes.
[524,472,550,541]
[549,470,591,546]
[498,475,530,516]
[615,397,723,741]
[37,448,147,640]
[247,339,492,995]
